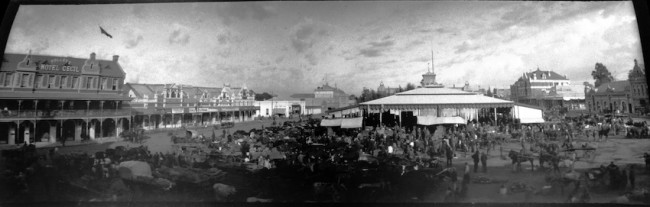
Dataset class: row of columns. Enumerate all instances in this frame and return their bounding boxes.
[137,110,256,130]
[3,118,125,145]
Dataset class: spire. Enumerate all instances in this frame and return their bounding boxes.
[431,49,436,74]
[634,59,638,66]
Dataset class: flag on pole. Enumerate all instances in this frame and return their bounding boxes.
[99,26,113,38]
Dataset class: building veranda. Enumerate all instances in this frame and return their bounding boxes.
[0,52,131,145]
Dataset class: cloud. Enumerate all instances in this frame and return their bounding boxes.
[169,29,190,45]
[454,41,481,54]
[358,38,395,58]
[291,22,316,53]
[275,56,284,64]
[217,2,277,25]
[124,35,143,49]
[305,52,318,66]
[132,5,146,19]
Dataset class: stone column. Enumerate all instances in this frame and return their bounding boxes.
[89,122,96,140]
[49,124,57,143]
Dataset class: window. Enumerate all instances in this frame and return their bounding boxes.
[100,77,107,90]
[112,78,118,90]
[48,75,55,88]
[35,75,43,88]
[20,74,30,88]
[60,76,68,89]
[266,109,269,115]
[81,77,87,89]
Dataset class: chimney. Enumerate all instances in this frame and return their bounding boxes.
[113,55,119,62]
[90,52,96,60]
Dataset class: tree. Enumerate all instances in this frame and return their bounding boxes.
[255,92,273,101]
[405,83,416,91]
[591,63,614,87]
[493,88,498,97]
[398,85,403,93]
[486,87,493,97]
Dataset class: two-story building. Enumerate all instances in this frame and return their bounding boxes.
[586,59,647,115]
[510,68,583,110]
[0,52,131,145]
[124,83,257,130]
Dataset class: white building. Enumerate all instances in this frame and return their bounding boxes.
[255,98,306,117]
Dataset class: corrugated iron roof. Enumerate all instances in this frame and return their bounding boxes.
[2,53,125,77]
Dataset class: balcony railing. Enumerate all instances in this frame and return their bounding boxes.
[0,109,130,119]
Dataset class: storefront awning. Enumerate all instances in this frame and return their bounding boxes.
[320,119,342,127]
[417,116,466,125]
[341,117,363,128]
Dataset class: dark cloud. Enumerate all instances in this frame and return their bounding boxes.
[124,35,143,49]
[454,41,480,54]
[358,38,395,58]
[217,2,277,25]
[291,23,316,53]
[169,30,190,45]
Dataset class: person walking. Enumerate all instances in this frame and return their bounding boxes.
[481,151,488,173]
[472,151,479,173]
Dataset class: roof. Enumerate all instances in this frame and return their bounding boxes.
[361,87,513,109]
[522,68,568,81]
[0,91,131,101]
[2,53,125,78]
[290,93,316,99]
[593,81,630,94]
[315,84,346,94]
[126,83,162,98]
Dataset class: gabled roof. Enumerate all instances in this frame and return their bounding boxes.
[524,68,568,81]
[2,53,125,77]
[315,84,346,94]
[125,83,160,98]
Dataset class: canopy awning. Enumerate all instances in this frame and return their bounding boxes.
[417,116,466,125]
[341,117,363,128]
[360,88,513,110]
[519,117,546,124]
[320,119,342,127]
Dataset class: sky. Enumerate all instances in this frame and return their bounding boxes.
[3,1,645,97]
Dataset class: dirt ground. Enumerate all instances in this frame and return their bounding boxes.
[51,121,650,204]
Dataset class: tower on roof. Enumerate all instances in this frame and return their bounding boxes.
[420,50,443,88]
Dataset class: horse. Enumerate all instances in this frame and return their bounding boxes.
[508,150,535,172]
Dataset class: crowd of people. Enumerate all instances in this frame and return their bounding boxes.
[1,113,649,203]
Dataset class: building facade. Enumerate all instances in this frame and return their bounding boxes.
[256,98,306,117]
[124,83,257,130]
[509,68,584,110]
[628,59,648,114]
[377,81,399,97]
[586,59,648,115]
[0,52,131,145]
[290,83,355,114]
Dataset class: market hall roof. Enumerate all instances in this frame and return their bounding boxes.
[360,87,513,109]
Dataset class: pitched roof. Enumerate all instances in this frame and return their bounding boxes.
[361,87,512,108]
[290,93,316,99]
[593,81,630,94]
[2,53,125,77]
[125,83,160,98]
[525,68,568,80]
[315,84,347,94]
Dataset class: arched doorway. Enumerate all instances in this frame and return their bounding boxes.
[102,118,116,137]
[18,120,34,144]
[119,118,130,131]
[88,119,101,139]
[0,122,17,144]
[35,120,52,142]
[62,120,76,141]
